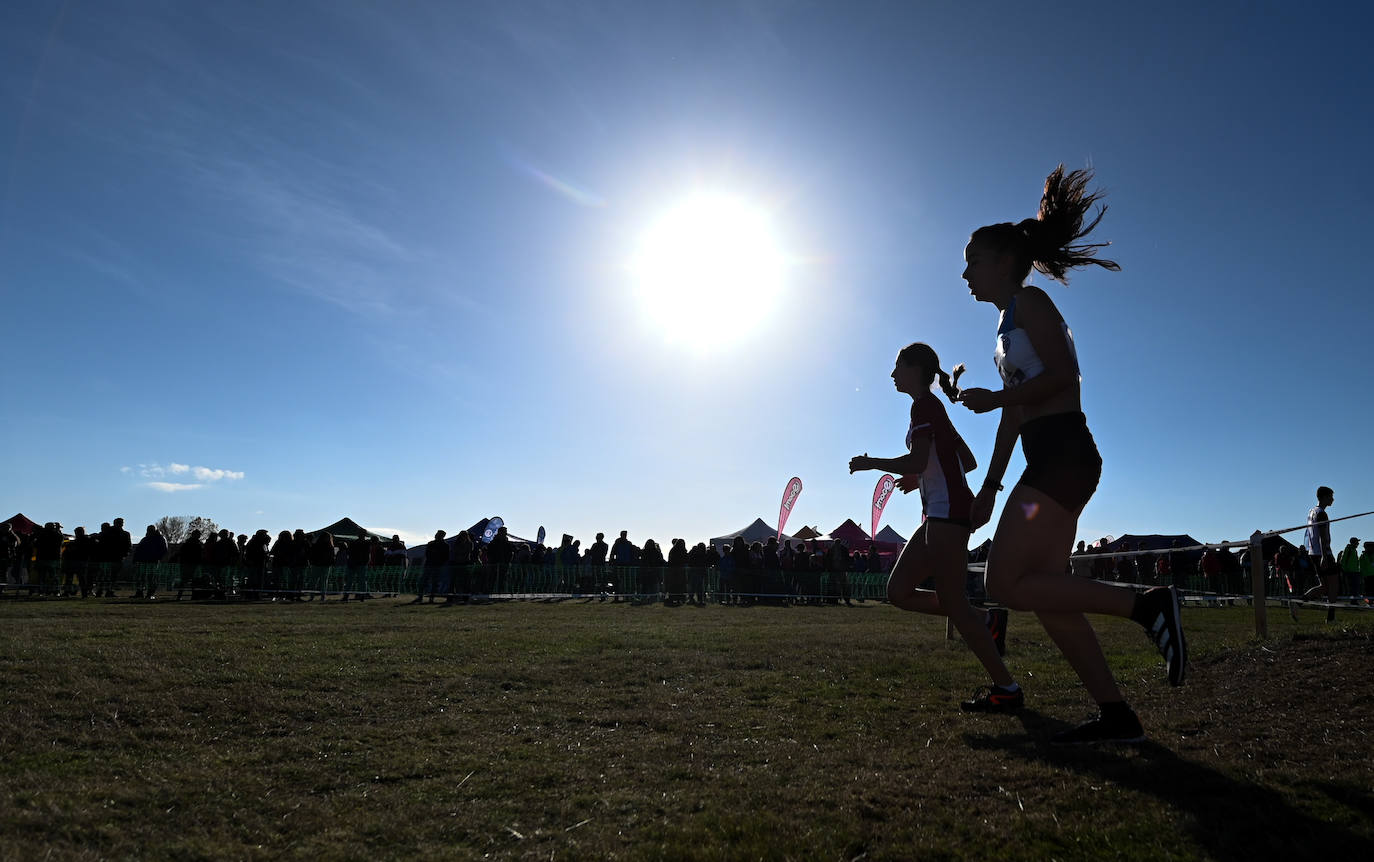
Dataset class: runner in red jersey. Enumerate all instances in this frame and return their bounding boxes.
[850,342,1022,714]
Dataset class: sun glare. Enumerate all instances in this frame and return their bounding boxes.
[629,193,784,347]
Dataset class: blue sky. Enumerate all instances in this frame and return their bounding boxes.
[2,0,1370,548]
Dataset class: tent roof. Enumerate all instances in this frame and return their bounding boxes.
[307,517,389,542]
[1101,533,1203,553]
[875,525,907,544]
[791,525,822,541]
[711,517,790,547]
[827,519,870,545]
[2,512,41,536]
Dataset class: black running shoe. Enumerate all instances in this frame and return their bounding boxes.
[1050,707,1145,746]
[1138,586,1187,686]
[960,685,1023,713]
[985,607,1008,657]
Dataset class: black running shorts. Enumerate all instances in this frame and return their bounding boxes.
[1017,412,1102,513]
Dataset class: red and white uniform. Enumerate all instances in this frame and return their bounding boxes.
[905,394,974,522]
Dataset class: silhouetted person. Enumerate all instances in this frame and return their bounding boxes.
[269,530,294,599]
[177,529,203,599]
[344,533,371,601]
[1,522,19,585]
[244,530,271,600]
[1303,486,1338,621]
[63,526,92,597]
[416,530,448,603]
[308,532,336,600]
[132,524,168,598]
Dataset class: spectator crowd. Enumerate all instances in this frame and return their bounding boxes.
[5,517,1373,605]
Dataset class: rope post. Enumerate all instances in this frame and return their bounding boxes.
[1250,530,1267,639]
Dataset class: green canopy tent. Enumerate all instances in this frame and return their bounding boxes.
[306,517,390,543]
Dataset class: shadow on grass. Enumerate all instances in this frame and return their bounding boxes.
[964,710,1366,855]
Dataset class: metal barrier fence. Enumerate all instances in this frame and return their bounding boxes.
[1,561,898,604]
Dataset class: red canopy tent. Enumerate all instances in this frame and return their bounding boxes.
[2,513,41,536]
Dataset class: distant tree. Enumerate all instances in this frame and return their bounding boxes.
[155,515,188,544]
[187,516,220,538]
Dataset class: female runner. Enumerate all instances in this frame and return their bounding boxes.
[850,342,1022,714]
[956,165,1185,744]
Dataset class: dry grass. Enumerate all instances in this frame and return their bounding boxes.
[1,598,1370,860]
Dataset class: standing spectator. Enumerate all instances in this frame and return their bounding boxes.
[687,542,708,606]
[176,529,204,599]
[269,530,295,599]
[827,540,852,606]
[202,531,222,596]
[1217,544,1241,596]
[35,523,64,594]
[344,533,371,601]
[1200,547,1221,594]
[1360,542,1374,606]
[583,532,608,596]
[729,536,751,605]
[97,518,132,597]
[1294,547,1315,593]
[308,532,336,600]
[382,535,407,596]
[1136,544,1156,587]
[1302,486,1338,621]
[213,529,240,599]
[761,536,782,602]
[64,527,95,598]
[132,524,168,599]
[17,529,34,586]
[290,530,311,600]
[415,531,448,603]
[489,526,513,594]
[1167,540,1185,591]
[449,531,473,601]
[1336,537,1362,601]
[1114,546,1136,585]
[665,538,689,606]
[1273,545,1295,593]
[609,530,633,600]
[1,522,18,585]
[639,538,665,601]
[243,530,271,601]
[792,541,812,599]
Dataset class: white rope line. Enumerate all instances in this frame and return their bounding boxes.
[1014,508,1374,561]
[1259,508,1374,538]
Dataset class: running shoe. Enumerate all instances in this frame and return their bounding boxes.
[1138,586,1187,686]
[960,684,1023,713]
[985,607,1009,657]
[1050,707,1145,746]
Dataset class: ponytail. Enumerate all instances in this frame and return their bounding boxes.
[898,343,965,402]
[973,165,1121,285]
[935,363,966,403]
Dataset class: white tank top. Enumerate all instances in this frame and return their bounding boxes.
[994,294,1081,388]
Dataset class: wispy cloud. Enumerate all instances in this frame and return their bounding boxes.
[192,466,244,481]
[130,462,244,483]
[147,481,203,493]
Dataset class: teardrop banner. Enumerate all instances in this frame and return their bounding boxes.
[871,474,896,539]
[482,516,504,544]
[778,476,803,541]
[536,526,546,546]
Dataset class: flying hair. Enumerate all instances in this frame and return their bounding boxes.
[973,165,1122,284]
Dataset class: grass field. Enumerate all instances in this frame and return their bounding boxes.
[2,597,1371,860]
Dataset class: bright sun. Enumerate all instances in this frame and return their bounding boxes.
[629,193,784,346]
